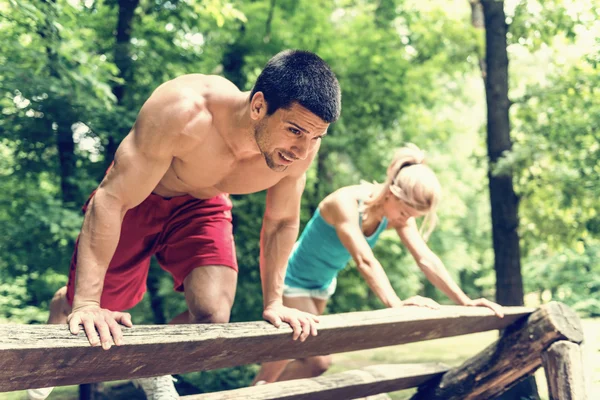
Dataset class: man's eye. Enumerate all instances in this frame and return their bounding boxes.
[289,128,301,135]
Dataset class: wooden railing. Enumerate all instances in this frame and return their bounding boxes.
[0,302,586,399]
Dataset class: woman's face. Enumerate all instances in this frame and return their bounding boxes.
[382,189,427,225]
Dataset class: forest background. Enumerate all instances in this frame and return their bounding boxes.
[1,0,598,397]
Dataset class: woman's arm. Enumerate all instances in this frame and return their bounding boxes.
[323,190,436,309]
[396,218,504,317]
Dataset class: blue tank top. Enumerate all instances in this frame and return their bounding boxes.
[285,206,388,290]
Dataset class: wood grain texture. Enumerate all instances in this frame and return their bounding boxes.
[542,341,587,400]
[0,305,532,392]
[183,364,448,400]
[410,302,584,400]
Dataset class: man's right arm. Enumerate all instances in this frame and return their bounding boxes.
[69,85,203,349]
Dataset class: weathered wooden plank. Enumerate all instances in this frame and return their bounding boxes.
[364,394,391,400]
[410,302,584,400]
[183,363,448,400]
[0,305,531,392]
[542,341,587,400]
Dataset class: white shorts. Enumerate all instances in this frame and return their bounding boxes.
[283,278,337,300]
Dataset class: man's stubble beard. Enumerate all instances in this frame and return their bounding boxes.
[254,121,288,173]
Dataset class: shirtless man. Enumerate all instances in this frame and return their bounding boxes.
[27,49,341,400]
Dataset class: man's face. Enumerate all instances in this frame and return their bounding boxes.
[254,103,329,172]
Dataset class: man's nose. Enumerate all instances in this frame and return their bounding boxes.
[291,137,310,160]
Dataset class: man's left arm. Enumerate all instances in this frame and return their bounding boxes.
[261,172,319,342]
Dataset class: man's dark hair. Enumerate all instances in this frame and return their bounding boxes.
[250,50,341,123]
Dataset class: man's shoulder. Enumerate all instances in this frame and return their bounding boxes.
[160,74,239,102]
[143,75,232,131]
[150,74,238,109]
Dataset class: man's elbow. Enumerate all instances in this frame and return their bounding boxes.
[262,216,300,235]
[89,188,130,216]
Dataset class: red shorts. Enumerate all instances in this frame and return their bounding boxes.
[66,192,237,311]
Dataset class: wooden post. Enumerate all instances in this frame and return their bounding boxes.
[542,341,587,400]
[410,302,584,400]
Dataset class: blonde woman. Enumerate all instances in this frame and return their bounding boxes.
[253,144,504,384]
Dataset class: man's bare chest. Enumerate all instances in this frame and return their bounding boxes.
[156,153,285,198]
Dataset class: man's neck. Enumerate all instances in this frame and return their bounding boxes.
[221,92,261,159]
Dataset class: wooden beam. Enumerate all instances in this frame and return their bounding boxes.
[542,341,587,400]
[183,363,449,400]
[410,302,584,400]
[0,305,531,392]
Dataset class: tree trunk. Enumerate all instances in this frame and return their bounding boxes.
[56,120,77,204]
[222,24,248,90]
[105,0,139,169]
[264,0,276,43]
[309,147,331,216]
[39,0,78,206]
[102,135,118,179]
[479,1,537,398]
[112,0,139,104]
[481,0,524,308]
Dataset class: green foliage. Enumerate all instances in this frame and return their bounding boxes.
[1,0,598,395]
[487,1,599,316]
[508,0,598,49]
[0,275,48,323]
[524,244,600,317]
[0,158,81,284]
[511,58,600,248]
[230,193,267,322]
[507,46,600,316]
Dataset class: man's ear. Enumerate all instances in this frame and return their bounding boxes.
[250,92,267,121]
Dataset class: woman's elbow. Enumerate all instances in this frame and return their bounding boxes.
[356,257,375,275]
[417,255,440,275]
